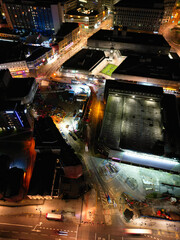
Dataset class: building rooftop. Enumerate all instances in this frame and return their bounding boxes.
[6,77,35,99]
[0,40,26,64]
[88,29,170,48]
[0,69,36,99]
[62,49,105,72]
[114,0,164,9]
[56,23,79,38]
[100,81,180,158]
[0,40,51,64]
[112,55,180,81]
[66,8,99,16]
[26,46,51,62]
[34,117,82,166]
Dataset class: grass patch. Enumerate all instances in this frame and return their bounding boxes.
[101,64,118,76]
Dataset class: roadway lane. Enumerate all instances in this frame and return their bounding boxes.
[0,214,78,240]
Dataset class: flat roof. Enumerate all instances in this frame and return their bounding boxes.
[26,46,51,62]
[0,40,51,63]
[34,117,81,166]
[88,30,170,48]
[0,69,35,100]
[56,23,79,38]
[66,8,99,16]
[6,77,35,99]
[62,49,105,72]
[104,80,164,99]
[100,81,180,158]
[100,92,164,155]
[112,55,180,81]
[114,0,164,9]
[0,40,26,64]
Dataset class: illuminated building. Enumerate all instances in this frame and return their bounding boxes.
[60,48,105,78]
[0,40,53,77]
[0,28,20,40]
[1,0,69,35]
[65,7,108,29]
[113,0,164,33]
[54,22,79,55]
[163,0,177,23]
[99,80,180,171]
[78,0,114,12]
[0,69,37,135]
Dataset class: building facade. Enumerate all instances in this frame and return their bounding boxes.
[1,0,63,35]
[57,24,80,55]
[65,7,107,29]
[113,0,164,33]
[0,40,53,77]
[163,0,177,23]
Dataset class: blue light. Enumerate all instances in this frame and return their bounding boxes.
[15,111,24,127]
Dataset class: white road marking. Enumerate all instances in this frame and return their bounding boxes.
[95,233,97,240]
[75,224,79,240]
[0,222,32,228]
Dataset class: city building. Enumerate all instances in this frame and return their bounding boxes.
[1,0,67,35]
[78,0,116,12]
[26,45,53,74]
[0,69,37,135]
[0,40,53,77]
[60,48,105,78]
[87,29,171,55]
[54,22,79,55]
[28,117,84,198]
[0,27,20,40]
[113,0,164,33]
[112,55,180,90]
[163,0,177,23]
[98,80,180,172]
[65,7,107,29]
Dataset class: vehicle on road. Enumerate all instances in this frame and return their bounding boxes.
[46,213,63,221]
[124,228,152,236]
[57,231,68,236]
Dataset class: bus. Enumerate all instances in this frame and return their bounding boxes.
[124,228,152,236]
[46,213,63,221]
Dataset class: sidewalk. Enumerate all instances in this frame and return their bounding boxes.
[0,198,82,221]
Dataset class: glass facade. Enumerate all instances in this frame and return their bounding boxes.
[6,3,55,35]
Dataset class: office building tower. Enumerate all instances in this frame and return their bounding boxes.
[113,0,164,33]
[163,0,177,23]
[1,0,77,35]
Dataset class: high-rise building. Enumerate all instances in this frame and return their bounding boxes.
[163,0,177,23]
[113,0,164,33]
[1,0,77,35]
